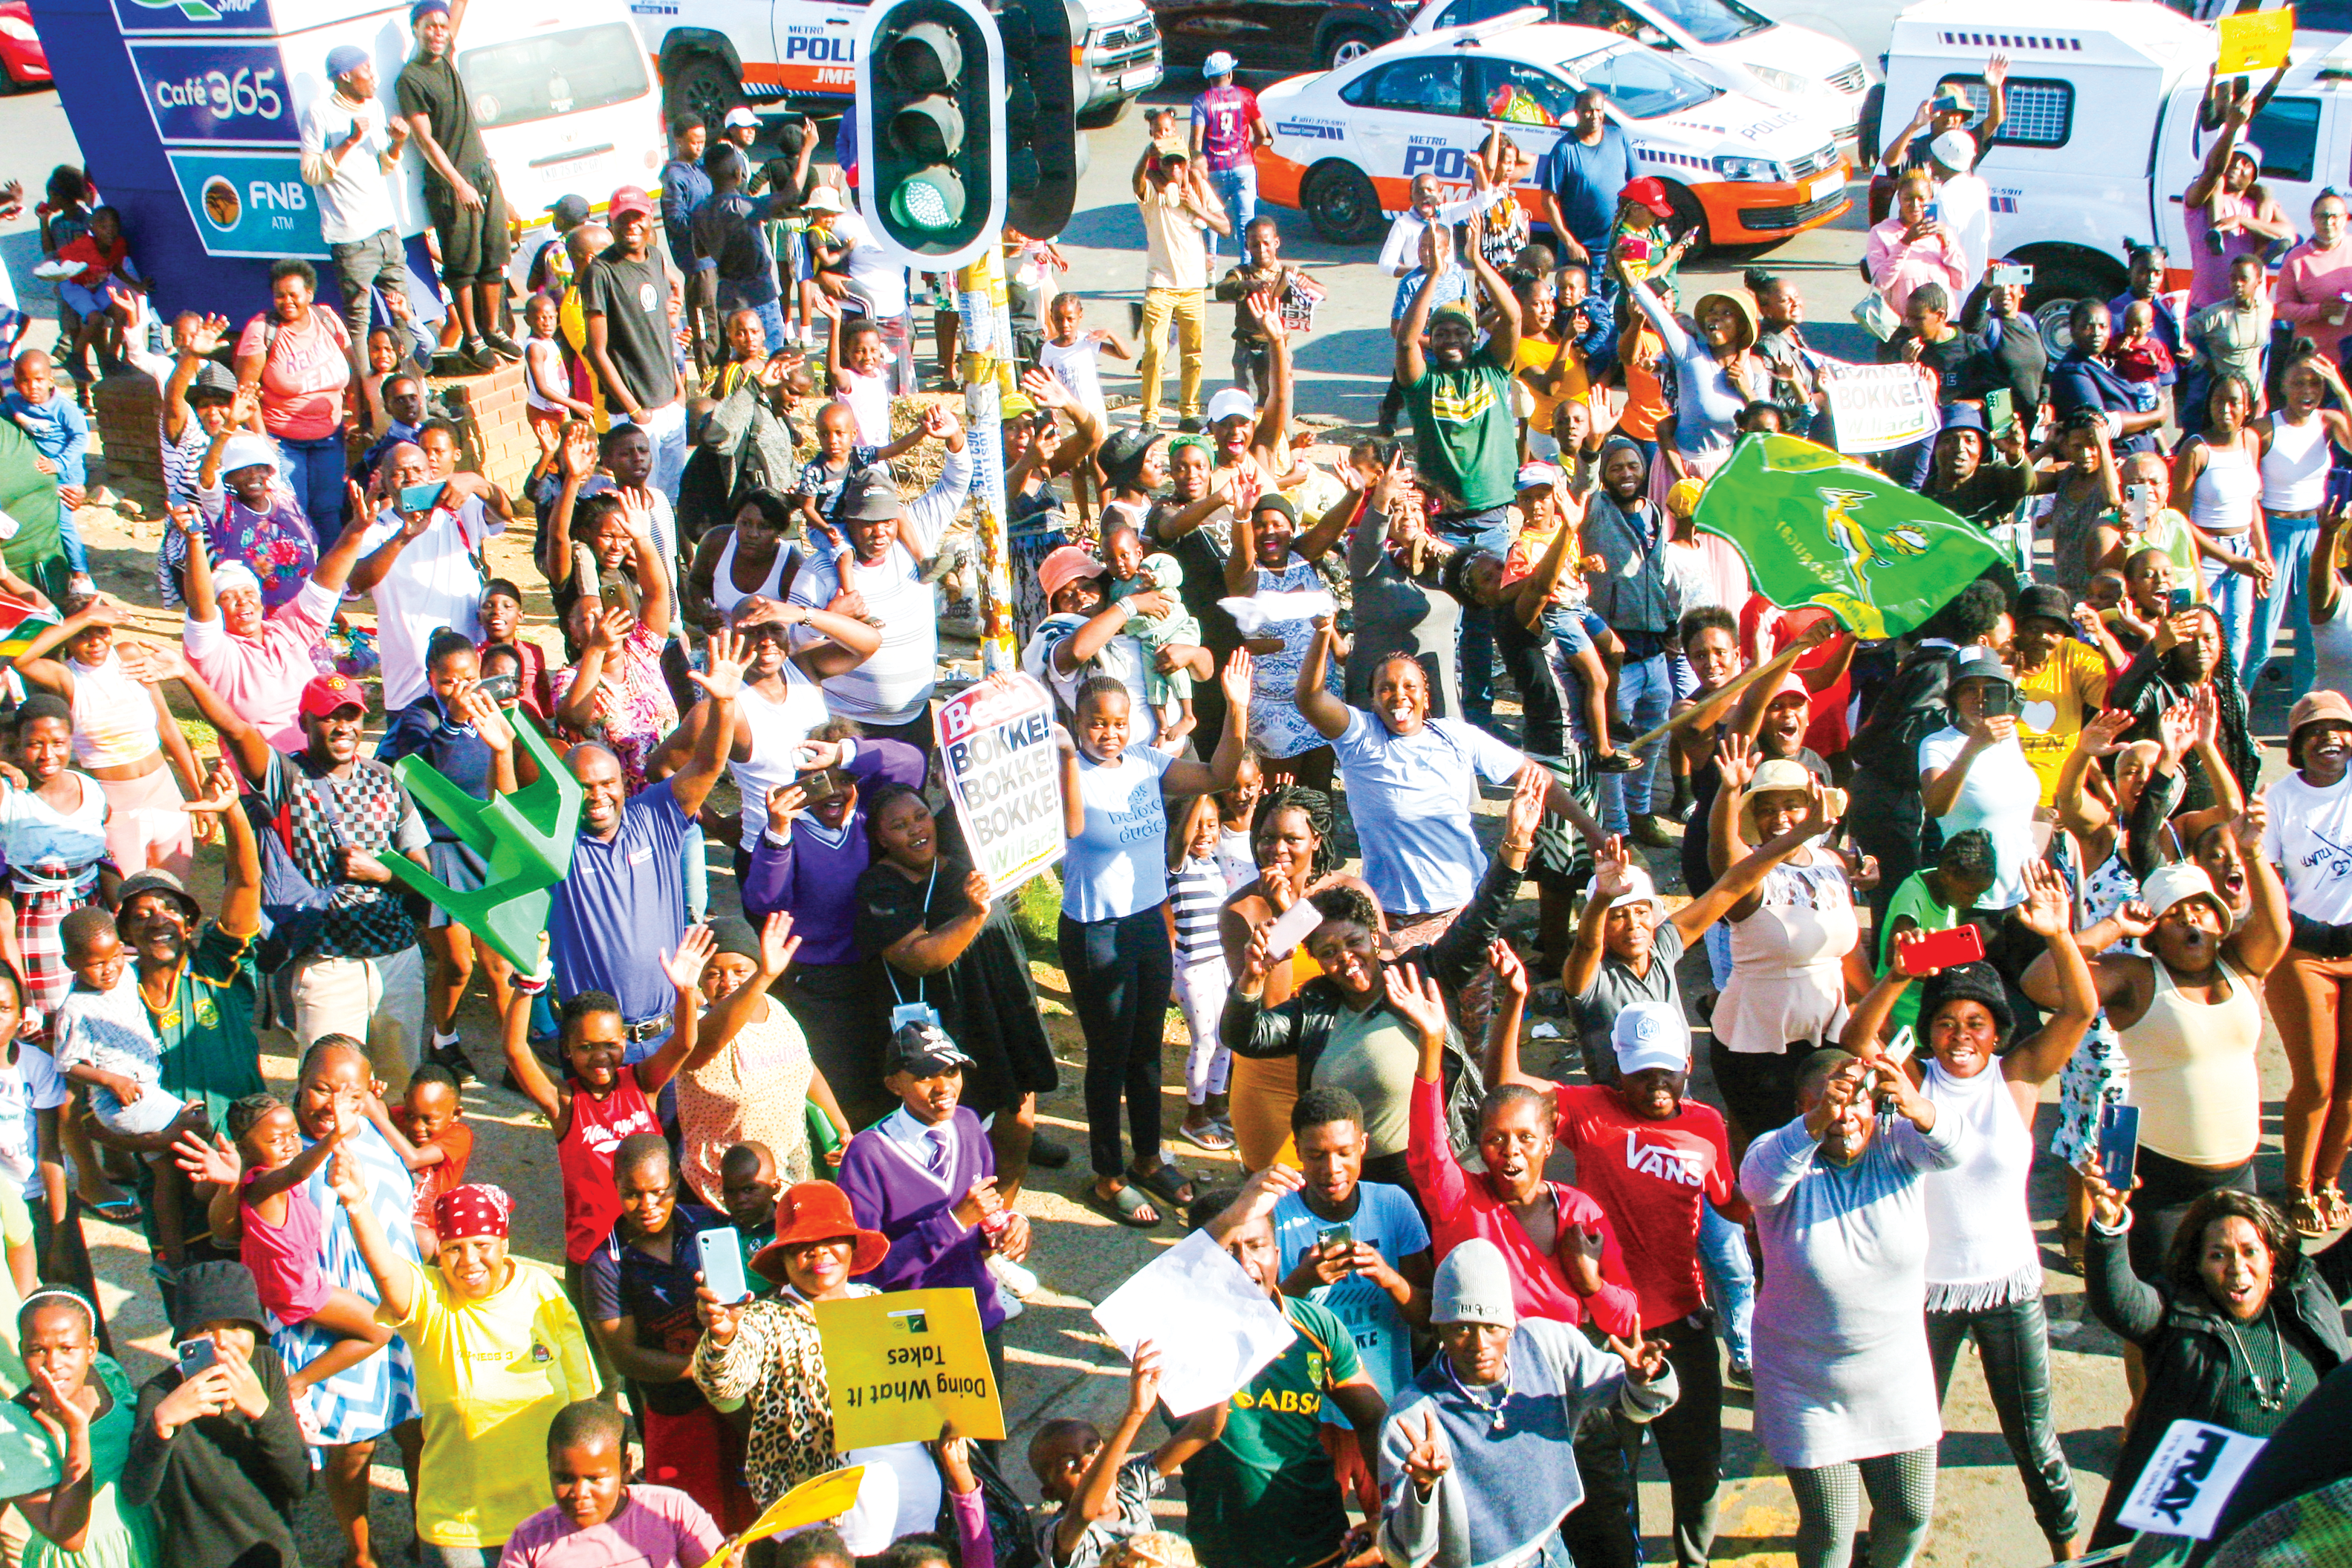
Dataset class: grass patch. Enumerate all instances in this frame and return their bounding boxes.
[1014,869,1062,958]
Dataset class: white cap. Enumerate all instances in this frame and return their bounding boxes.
[1928,128,1975,172]
[723,106,759,130]
[210,561,263,600]
[218,433,279,477]
[2142,861,2227,921]
[1600,864,1660,913]
[803,187,845,214]
[1203,51,1238,77]
[1613,1000,1691,1077]
[1205,387,1257,426]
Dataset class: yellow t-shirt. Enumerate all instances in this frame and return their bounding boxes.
[0,1188,31,1392]
[385,1260,599,1548]
[1513,335,1587,435]
[2015,638,2112,806]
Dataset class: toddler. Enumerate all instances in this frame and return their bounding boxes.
[394,1062,473,1233]
[1167,797,1232,1151]
[2105,299,2176,394]
[793,400,921,553]
[1213,748,1263,888]
[719,1138,780,1260]
[45,205,143,378]
[206,1083,393,1399]
[4,349,91,595]
[1098,525,1202,743]
[50,905,192,1260]
[522,291,593,456]
[831,317,895,447]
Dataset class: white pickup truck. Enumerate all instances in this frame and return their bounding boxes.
[635,0,1164,130]
[1882,0,2351,349]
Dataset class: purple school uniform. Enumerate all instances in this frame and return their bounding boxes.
[739,736,927,965]
[837,1105,1005,1332]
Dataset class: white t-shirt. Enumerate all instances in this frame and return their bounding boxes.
[1332,708,1525,916]
[1022,621,1162,749]
[1061,746,1176,922]
[1917,726,2038,910]
[829,210,910,318]
[360,496,500,710]
[1038,337,1108,419]
[732,666,835,843]
[2264,768,2352,925]
[299,94,400,245]
[787,542,935,727]
[11,1046,66,1204]
[1939,171,1992,299]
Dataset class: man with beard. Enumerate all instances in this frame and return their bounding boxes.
[1583,438,1677,846]
[1376,1238,1674,1568]
[1742,1048,1960,1568]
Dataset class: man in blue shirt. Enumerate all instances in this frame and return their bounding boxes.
[546,630,749,1057]
[1538,88,1636,268]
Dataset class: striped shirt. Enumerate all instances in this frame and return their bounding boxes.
[1170,855,1226,965]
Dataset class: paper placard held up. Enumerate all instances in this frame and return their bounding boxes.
[1092,1229,1298,1416]
[2116,1420,2267,1539]
[814,1289,1005,1450]
[936,674,1064,897]
[739,1465,869,1546]
[2217,9,2293,74]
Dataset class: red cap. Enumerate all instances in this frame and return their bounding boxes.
[609,185,654,221]
[299,673,367,721]
[1621,177,1675,218]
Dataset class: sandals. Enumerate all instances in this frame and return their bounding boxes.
[2322,1184,2352,1232]
[2287,1188,2330,1240]
[1175,1120,1236,1153]
[1128,1162,1198,1214]
[1083,1182,1162,1228]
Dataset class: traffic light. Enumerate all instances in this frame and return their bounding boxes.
[854,0,1005,270]
[998,0,1088,237]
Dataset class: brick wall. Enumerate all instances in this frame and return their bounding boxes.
[90,374,166,516]
[430,357,537,499]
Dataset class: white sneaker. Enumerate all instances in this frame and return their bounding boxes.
[989,1252,1040,1298]
[65,573,95,597]
[994,1279,1026,1320]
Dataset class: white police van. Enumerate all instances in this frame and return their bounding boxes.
[1256,10,1849,245]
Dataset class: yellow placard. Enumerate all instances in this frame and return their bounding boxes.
[813,1288,1006,1450]
[737,1465,869,1546]
[2217,9,2293,74]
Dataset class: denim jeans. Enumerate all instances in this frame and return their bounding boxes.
[54,499,86,574]
[1431,509,1514,726]
[328,227,415,354]
[2246,511,2319,690]
[1926,1292,2079,1545]
[1697,1202,1753,1367]
[276,430,349,553]
[1207,163,1257,259]
[1601,652,1673,832]
[1616,1313,1725,1568]
[2203,546,2255,684]
[750,298,790,355]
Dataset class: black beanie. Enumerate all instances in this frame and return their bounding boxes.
[1917,959,2013,1046]
[170,1261,269,1338]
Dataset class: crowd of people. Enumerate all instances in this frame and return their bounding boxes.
[0,4,2348,1568]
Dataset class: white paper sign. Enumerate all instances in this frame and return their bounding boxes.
[1092,1229,1298,1416]
[2116,1420,2268,1540]
[1219,590,1336,636]
[1821,362,1938,454]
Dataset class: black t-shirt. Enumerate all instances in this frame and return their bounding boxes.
[395,53,487,179]
[1877,327,1976,402]
[578,247,678,415]
[585,1203,724,1415]
[692,191,783,307]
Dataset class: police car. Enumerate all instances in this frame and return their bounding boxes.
[1256,10,1850,246]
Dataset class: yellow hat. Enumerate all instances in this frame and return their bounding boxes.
[1665,477,1705,518]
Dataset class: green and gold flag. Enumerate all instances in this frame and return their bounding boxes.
[1692,434,2001,639]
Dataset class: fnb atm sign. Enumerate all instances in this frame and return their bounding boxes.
[165,149,327,259]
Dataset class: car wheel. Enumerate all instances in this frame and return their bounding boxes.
[1077,95,1130,129]
[1661,181,1709,259]
[667,52,744,135]
[1302,161,1383,244]
[1321,28,1381,69]
[2022,256,2128,359]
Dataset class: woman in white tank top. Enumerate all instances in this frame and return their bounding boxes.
[1843,864,2099,1561]
[684,491,801,633]
[2174,375,2273,688]
[2256,357,2352,696]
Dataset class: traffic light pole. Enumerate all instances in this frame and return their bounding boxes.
[955,244,1019,676]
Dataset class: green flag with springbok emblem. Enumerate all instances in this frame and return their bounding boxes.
[1691,433,2002,640]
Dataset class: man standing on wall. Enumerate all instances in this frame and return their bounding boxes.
[395,0,518,371]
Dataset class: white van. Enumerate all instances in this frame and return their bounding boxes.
[1881,0,2346,347]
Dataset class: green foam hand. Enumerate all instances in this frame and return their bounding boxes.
[382,719,582,972]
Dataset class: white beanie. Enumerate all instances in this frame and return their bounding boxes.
[1431,1239,1517,1329]
[210,560,263,600]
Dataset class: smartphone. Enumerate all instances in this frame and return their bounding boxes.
[697,1227,752,1304]
[2125,482,2155,527]
[600,577,632,612]
[398,481,444,514]
[1984,387,2015,441]
[1261,896,1326,959]
[2097,1103,2142,1192]
[476,673,519,703]
[1924,197,1941,224]
[2167,586,2197,614]
[1989,262,2035,288]
[1317,1223,1353,1255]
[1882,1026,1917,1066]
[1897,923,1985,976]
[1979,689,2021,720]
[176,1338,219,1379]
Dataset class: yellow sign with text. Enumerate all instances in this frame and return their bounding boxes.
[814,1289,1005,1450]
[2217,9,2293,74]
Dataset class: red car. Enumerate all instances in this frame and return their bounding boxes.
[0,3,49,91]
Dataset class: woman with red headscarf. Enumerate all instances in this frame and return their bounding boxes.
[329,1172,599,1567]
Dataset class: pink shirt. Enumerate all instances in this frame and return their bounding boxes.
[499,1485,725,1568]
[1864,217,1967,317]
[2274,236,2352,334]
[183,575,337,752]
[236,306,351,441]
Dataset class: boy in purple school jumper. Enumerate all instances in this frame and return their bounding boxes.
[737,734,928,916]
[836,1019,1034,1360]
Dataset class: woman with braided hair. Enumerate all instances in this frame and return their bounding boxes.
[1218,784,1382,1170]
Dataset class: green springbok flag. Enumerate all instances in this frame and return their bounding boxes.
[1691,433,2002,640]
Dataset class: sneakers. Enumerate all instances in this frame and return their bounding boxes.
[989,1252,1040,1298]
[1723,1359,1753,1393]
[994,1280,1026,1321]
[65,573,96,597]
[427,1031,476,1083]
[459,337,496,372]
[481,330,525,361]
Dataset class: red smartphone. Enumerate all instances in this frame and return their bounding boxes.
[1898,924,1984,976]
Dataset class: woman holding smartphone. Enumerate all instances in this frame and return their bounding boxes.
[1917,649,2040,983]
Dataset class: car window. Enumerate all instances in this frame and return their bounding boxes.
[2250,97,2322,184]
[1432,0,1523,27]
[1937,75,2072,150]
[1339,57,1470,115]
[1641,0,1772,43]
[1560,0,1668,45]
[1572,45,1718,118]
[1474,59,1579,127]
[456,22,651,129]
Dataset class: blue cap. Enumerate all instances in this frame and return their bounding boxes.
[409,0,449,22]
[325,43,369,78]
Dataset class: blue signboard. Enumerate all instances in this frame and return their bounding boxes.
[130,38,297,144]
[164,148,328,257]
[109,0,276,36]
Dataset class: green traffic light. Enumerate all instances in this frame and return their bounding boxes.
[890,166,967,230]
